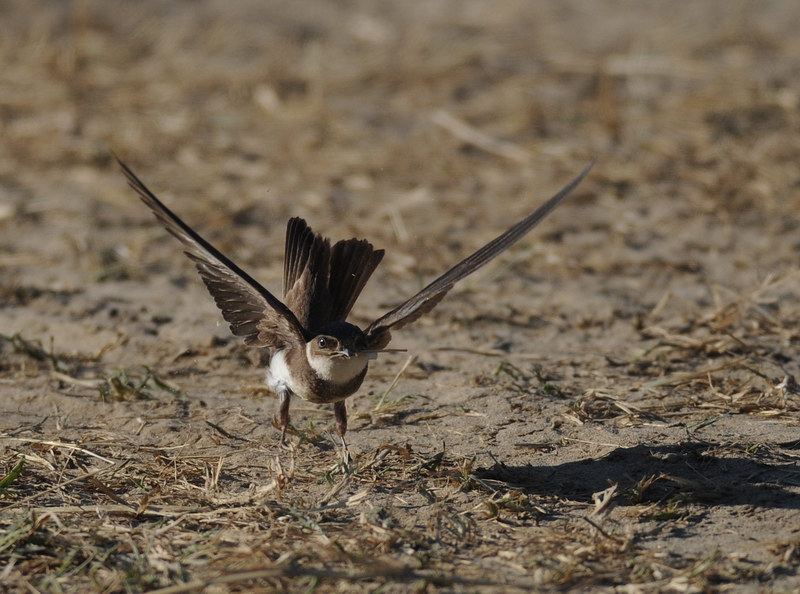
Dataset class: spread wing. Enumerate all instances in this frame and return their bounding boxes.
[117,157,308,349]
[283,217,385,333]
[365,161,594,349]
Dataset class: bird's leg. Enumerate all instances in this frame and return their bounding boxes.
[333,400,351,464]
[278,389,292,450]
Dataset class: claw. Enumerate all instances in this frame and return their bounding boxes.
[279,426,294,451]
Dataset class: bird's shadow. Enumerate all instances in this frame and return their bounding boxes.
[475,441,800,509]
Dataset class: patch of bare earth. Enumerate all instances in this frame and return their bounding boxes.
[1,1,799,592]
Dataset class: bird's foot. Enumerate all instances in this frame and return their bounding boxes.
[338,437,354,471]
[278,426,294,452]
[341,448,352,466]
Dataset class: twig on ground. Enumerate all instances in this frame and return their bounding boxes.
[431,109,532,164]
[373,354,416,411]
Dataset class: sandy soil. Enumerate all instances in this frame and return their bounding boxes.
[1,1,799,592]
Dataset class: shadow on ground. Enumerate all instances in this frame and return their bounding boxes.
[477,441,800,508]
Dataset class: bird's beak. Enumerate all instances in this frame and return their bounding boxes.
[336,348,354,359]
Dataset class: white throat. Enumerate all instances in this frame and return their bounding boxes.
[305,343,369,384]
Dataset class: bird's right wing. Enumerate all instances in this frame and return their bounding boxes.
[117,157,308,349]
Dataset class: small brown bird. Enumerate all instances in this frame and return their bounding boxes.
[118,158,592,459]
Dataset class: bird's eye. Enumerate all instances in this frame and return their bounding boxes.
[317,337,328,349]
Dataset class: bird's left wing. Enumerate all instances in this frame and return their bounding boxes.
[365,161,594,349]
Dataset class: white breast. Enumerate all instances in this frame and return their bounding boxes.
[266,348,369,402]
[266,350,295,394]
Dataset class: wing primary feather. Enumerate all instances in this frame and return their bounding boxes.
[366,161,594,342]
[116,156,307,348]
[117,159,273,306]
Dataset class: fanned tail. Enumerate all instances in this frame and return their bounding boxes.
[328,238,384,322]
[283,217,331,331]
[283,217,384,332]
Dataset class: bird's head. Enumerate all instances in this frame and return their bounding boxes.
[304,321,407,384]
[308,321,368,360]
[304,322,371,383]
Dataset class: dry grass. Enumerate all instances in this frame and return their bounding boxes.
[3,427,792,593]
[2,1,800,592]
[3,317,799,591]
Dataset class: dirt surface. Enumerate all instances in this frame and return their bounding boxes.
[2,1,800,592]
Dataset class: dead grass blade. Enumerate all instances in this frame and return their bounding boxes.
[431,109,532,163]
[373,354,416,411]
[0,461,126,512]
[1,437,117,465]
[643,359,744,388]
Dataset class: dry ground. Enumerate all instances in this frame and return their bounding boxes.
[1,1,800,592]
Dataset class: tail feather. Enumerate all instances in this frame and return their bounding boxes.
[329,238,384,322]
[283,217,331,331]
[283,218,383,332]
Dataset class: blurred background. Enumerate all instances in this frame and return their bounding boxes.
[2,0,799,293]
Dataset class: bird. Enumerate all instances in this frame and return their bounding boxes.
[117,157,592,460]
